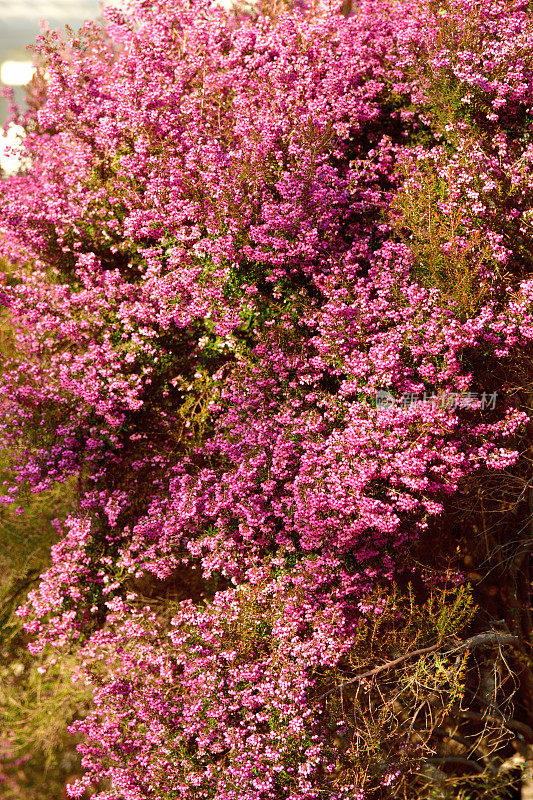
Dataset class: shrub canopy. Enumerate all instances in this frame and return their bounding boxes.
[1,0,533,797]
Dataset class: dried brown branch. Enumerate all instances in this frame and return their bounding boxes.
[317,632,519,703]
[452,707,533,743]
[425,756,485,774]
[447,633,519,655]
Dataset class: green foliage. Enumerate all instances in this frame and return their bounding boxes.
[0,643,92,800]
[0,456,75,632]
[418,764,525,800]
[390,159,500,318]
[0,401,85,797]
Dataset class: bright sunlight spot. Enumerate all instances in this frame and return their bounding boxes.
[1,61,35,87]
[0,124,25,175]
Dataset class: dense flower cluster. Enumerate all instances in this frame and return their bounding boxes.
[1,0,533,796]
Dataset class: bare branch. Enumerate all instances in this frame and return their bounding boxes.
[445,633,519,656]
[452,708,533,743]
[316,632,519,703]
[424,756,485,774]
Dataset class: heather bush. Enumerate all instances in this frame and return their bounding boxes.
[1,0,532,797]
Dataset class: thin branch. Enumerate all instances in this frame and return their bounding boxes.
[424,756,485,774]
[433,726,476,750]
[316,633,519,703]
[316,642,441,703]
[446,633,519,655]
[433,727,499,774]
[452,708,533,743]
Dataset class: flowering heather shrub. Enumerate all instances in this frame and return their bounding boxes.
[1,0,533,797]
